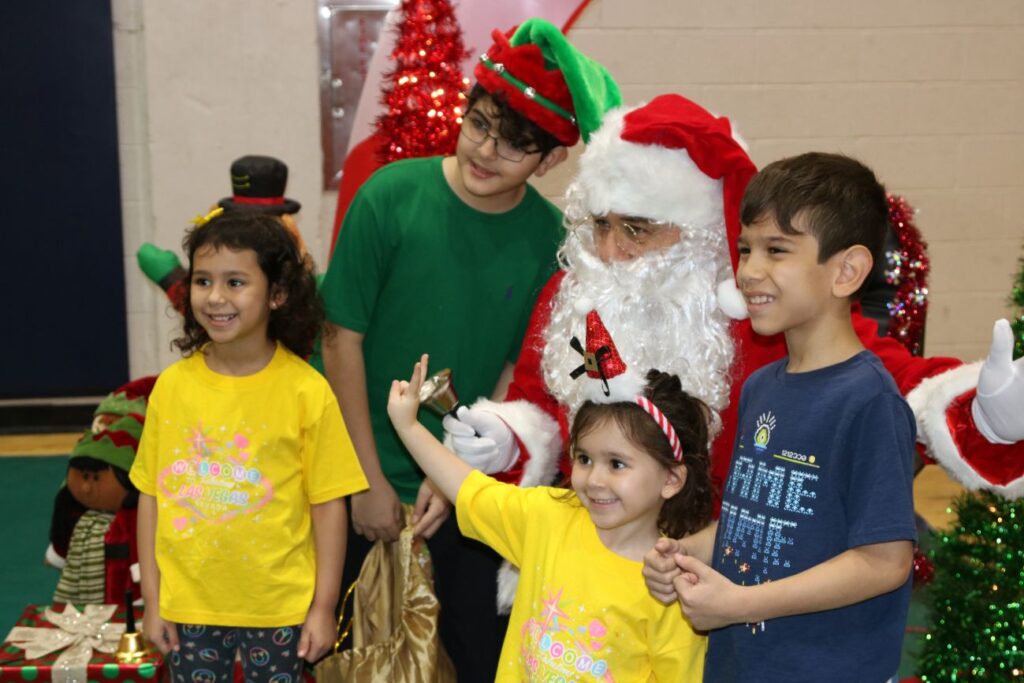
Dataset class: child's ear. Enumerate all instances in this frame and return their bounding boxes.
[662,463,688,500]
[533,146,568,178]
[270,286,288,311]
[832,245,873,298]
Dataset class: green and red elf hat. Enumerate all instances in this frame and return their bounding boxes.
[71,413,145,473]
[474,18,621,146]
[90,376,155,433]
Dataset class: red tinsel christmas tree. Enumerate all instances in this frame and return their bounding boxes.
[375,0,469,164]
[884,194,930,356]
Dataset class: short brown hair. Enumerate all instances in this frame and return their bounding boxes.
[740,152,889,296]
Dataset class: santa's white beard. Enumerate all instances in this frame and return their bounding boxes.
[540,224,734,435]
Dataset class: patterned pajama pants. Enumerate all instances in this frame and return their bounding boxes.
[169,624,304,683]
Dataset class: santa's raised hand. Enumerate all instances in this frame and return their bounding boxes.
[972,319,1024,444]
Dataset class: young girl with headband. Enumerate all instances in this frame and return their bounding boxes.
[388,353,713,681]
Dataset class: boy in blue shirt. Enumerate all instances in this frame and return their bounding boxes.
[645,152,916,682]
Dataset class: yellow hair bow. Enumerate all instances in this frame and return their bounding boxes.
[191,207,224,227]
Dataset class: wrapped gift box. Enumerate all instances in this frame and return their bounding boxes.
[1,604,164,683]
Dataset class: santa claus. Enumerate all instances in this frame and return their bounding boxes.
[444,94,1024,537]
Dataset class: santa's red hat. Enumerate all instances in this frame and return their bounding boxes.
[574,94,758,319]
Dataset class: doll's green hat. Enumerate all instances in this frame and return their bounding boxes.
[475,18,621,146]
[93,376,156,420]
[70,414,144,473]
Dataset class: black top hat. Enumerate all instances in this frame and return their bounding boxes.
[218,155,301,215]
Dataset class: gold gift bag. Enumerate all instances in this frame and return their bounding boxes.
[316,509,456,682]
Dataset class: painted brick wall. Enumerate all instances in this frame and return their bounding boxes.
[115,0,1024,375]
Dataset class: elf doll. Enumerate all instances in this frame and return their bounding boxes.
[47,377,154,605]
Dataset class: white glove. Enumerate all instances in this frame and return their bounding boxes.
[972,319,1024,444]
[442,406,520,474]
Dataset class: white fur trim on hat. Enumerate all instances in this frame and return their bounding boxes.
[575,106,724,232]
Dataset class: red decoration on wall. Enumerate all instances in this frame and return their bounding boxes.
[885,194,931,356]
[375,0,469,164]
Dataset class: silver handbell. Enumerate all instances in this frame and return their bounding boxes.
[418,368,480,436]
[418,368,460,417]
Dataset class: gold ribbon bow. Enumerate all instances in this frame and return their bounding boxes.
[5,604,126,683]
[191,206,224,227]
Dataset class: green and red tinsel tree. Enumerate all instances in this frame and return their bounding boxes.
[375,0,469,164]
[918,247,1024,681]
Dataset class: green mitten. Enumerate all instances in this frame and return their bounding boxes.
[137,243,183,286]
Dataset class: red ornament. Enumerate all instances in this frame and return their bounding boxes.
[912,545,935,586]
[884,194,931,356]
[375,0,469,164]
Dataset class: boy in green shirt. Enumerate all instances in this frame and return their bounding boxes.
[317,18,619,680]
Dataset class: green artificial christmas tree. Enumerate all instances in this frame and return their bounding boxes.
[918,247,1024,681]
[1012,250,1024,360]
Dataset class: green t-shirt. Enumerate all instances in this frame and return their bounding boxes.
[315,156,562,503]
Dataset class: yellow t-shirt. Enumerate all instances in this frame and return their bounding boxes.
[130,344,367,627]
[457,470,706,682]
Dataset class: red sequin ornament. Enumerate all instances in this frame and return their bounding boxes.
[884,195,931,356]
[912,545,935,586]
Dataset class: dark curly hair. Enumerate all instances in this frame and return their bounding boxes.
[174,211,323,358]
[465,83,563,157]
[569,370,714,539]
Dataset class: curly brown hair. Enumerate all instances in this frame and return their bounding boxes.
[569,370,714,539]
[173,212,324,358]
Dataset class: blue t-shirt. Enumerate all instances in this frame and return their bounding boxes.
[704,351,917,682]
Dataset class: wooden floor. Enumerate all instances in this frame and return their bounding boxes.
[0,433,968,532]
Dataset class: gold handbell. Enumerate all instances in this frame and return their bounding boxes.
[418,368,460,417]
[116,631,147,663]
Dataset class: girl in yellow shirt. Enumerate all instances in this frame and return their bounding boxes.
[131,212,367,683]
[388,352,712,681]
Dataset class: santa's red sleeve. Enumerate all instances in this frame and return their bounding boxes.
[855,310,1024,498]
[461,271,569,488]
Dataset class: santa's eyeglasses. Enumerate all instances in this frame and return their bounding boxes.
[587,215,678,256]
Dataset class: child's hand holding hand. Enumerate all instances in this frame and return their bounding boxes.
[387,354,428,432]
[672,555,744,631]
[642,537,686,605]
[298,603,335,663]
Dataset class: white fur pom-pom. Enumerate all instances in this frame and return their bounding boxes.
[716,278,748,320]
[573,296,594,315]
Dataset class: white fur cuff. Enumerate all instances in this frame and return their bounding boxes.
[469,398,563,489]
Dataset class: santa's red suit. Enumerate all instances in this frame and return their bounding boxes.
[492,269,1024,499]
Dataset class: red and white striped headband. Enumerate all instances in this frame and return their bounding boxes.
[635,396,684,462]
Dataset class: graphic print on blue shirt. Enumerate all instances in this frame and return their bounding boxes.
[718,408,824,633]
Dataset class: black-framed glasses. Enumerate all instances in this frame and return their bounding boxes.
[460,113,541,162]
